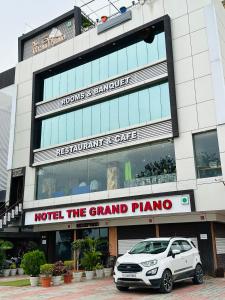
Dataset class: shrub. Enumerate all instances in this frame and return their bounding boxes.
[10,263,17,269]
[40,264,54,277]
[21,250,46,277]
[53,261,65,276]
[95,263,104,270]
[81,250,101,271]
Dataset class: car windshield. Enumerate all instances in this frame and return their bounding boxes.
[129,240,169,254]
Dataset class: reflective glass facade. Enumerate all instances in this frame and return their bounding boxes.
[43,32,166,101]
[36,141,176,200]
[40,82,170,148]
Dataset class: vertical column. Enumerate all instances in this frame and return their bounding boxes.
[109,227,117,256]
[155,224,160,237]
[210,222,218,271]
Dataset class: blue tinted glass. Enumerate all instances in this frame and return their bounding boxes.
[52,74,60,98]
[74,110,83,140]
[108,51,118,78]
[119,95,129,128]
[92,105,101,135]
[75,65,83,90]
[100,101,110,132]
[67,69,76,93]
[137,41,148,67]
[128,91,139,125]
[51,116,59,145]
[147,35,159,63]
[160,83,171,118]
[43,119,52,148]
[83,106,92,137]
[157,32,166,59]
[58,115,67,144]
[59,71,68,96]
[40,122,45,147]
[127,43,137,70]
[91,59,100,83]
[118,48,128,74]
[149,85,162,120]
[83,62,92,87]
[139,89,150,123]
[66,112,75,141]
[99,55,109,82]
[109,99,119,131]
[44,78,53,100]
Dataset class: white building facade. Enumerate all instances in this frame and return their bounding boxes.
[5,0,225,272]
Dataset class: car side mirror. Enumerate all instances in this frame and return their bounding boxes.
[172,249,181,258]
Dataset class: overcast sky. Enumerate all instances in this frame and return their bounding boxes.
[0,0,132,73]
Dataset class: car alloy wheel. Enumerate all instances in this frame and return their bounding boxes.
[193,264,204,284]
[160,270,173,293]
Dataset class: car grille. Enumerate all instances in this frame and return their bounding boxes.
[118,278,143,282]
[117,263,142,273]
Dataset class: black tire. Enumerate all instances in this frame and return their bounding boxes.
[192,264,204,284]
[159,269,173,293]
[116,285,129,292]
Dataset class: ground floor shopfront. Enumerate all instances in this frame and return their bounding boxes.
[24,190,225,275]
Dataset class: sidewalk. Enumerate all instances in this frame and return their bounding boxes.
[0,276,225,300]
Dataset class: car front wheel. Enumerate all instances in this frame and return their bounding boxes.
[116,285,129,292]
[159,269,173,293]
[192,264,204,284]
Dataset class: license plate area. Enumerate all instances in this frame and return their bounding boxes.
[121,273,136,278]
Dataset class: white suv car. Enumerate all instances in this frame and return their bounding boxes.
[114,237,203,293]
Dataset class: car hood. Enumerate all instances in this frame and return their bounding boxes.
[117,252,166,265]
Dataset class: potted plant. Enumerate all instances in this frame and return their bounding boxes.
[2,260,10,277]
[71,239,84,282]
[52,261,65,286]
[63,260,74,284]
[104,256,116,277]
[10,262,17,276]
[40,264,53,287]
[21,250,46,286]
[95,263,104,279]
[17,263,24,275]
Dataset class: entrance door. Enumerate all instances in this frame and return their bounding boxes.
[55,230,74,261]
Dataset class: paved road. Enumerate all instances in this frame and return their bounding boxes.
[0,276,225,300]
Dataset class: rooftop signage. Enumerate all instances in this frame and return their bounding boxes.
[25,194,192,226]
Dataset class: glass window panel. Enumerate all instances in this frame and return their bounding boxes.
[52,74,60,99]
[67,69,76,93]
[127,43,137,70]
[109,98,119,131]
[88,154,108,192]
[100,101,110,133]
[160,83,171,118]
[91,59,100,83]
[108,51,118,78]
[128,91,139,125]
[118,48,128,74]
[137,41,148,67]
[74,110,83,140]
[42,119,52,148]
[83,62,92,87]
[51,116,59,145]
[99,55,109,82]
[75,65,83,90]
[40,122,45,148]
[70,158,89,195]
[119,95,129,128]
[58,114,67,144]
[59,71,68,96]
[146,35,159,64]
[157,32,166,59]
[83,106,92,137]
[44,78,53,100]
[91,104,101,135]
[139,88,150,123]
[149,85,162,120]
[66,112,75,141]
[194,130,222,179]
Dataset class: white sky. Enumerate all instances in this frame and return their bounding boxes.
[0,0,133,73]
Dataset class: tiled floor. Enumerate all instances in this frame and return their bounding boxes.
[0,276,225,300]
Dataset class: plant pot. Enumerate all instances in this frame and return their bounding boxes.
[10,269,17,276]
[41,276,51,287]
[104,267,112,277]
[85,270,94,280]
[3,269,10,277]
[30,276,39,287]
[73,271,83,282]
[52,275,62,286]
[64,273,72,284]
[96,269,104,279]
[18,268,24,275]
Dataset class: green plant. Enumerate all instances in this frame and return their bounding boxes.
[71,239,84,271]
[53,261,65,276]
[10,263,16,269]
[40,264,54,277]
[64,260,74,273]
[0,240,13,250]
[21,250,46,277]
[81,250,102,271]
[95,263,104,270]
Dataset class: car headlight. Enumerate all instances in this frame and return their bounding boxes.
[141,259,158,267]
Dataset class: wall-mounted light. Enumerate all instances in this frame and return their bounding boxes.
[139,0,145,5]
